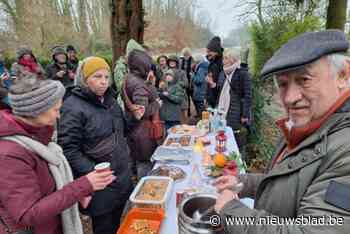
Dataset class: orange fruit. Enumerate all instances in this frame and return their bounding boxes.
[214,153,227,168]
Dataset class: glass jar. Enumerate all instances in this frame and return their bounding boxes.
[215,130,227,152]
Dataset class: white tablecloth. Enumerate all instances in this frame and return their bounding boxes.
[153,127,254,234]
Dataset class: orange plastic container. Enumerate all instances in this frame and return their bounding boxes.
[117,207,165,234]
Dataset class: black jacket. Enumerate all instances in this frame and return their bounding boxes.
[207,55,223,107]
[218,65,252,130]
[46,62,74,87]
[58,86,132,216]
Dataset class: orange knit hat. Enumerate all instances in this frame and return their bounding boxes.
[82,57,110,79]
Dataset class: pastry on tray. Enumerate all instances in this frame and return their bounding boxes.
[149,166,186,181]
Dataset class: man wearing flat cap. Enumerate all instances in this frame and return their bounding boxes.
[213,30,350,233]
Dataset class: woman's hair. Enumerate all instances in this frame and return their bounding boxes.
[223,48,240,62]
[181,47,192,56]
[157,55,168,64]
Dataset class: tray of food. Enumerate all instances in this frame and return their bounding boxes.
[117,207,165,234]
[149,165,186,182]
[168,124,196,135]
[163,135,194,148]
[130,176,174,211]
[151,146,192,165]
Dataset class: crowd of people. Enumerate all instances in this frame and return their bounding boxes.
[2,29,349,234]
[0,37,252,234]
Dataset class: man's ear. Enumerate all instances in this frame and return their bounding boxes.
[337,59,350,89]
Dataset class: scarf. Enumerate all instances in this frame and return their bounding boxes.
[18,57,39,74]
[2,135,83,234]
[218,62,240,118]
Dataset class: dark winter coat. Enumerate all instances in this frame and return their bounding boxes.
[206,55,223,107]
[218,66,252,130]
[221,99,350,233]
[179,56,193,85]
[172,68,189,110]
[58,87,132,217]
[0,110,93,234]
[159,77,185,122]
[192,61,209,102]
[124,49,160,161]
[46,63,74,87]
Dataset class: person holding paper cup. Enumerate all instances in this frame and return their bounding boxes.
[0,74,115,234]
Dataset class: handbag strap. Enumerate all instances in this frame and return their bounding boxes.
[121,79,134,112]
[122,78,161,122]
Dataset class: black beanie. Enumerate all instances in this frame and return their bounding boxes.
[207,36,223,54]
[66,45,76,53]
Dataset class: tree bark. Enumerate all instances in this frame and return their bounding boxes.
[110,0,145,66]
[326,0,348,31]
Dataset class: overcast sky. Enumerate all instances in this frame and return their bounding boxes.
[196,0,242,38]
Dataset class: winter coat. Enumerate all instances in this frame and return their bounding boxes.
[124,49,160,161]
[221,99,350,233]
[0,110,93,234]
[58,87,133,217]
[159,78,185,122]
[46,63,74,87]
[179,56,193,86]
[155,65,168,88]
[0,63,10,109]
[68,59,79,73]
[217,66,252,130]
[172,68,188,110]
[206,55,223,107]
[192,61,209,102]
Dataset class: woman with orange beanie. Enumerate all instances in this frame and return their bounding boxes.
[58,57,133,234]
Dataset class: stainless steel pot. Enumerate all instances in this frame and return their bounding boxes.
[178,193,224,234]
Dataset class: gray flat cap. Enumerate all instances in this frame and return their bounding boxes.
[261,30,349,79]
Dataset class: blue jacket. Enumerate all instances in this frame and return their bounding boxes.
[192,61,209,101]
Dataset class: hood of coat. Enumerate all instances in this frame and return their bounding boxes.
[0,110,53,145]
[127,49,152,80]
[126,39,145,57]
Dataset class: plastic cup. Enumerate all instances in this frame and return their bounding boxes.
[94,162,111,173]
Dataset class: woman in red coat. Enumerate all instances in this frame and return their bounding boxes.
[0,74,115,234]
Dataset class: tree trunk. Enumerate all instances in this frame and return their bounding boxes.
[110,0,145,66]
[326,0,348,31]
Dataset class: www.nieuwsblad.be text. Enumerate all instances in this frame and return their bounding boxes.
[209,215,344,226]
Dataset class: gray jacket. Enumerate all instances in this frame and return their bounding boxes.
[221,100,350,233]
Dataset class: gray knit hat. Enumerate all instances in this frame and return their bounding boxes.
[9,74,65,117]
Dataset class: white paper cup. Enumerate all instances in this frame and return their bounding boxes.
[94,162,111,173]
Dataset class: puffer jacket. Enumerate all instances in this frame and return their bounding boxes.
[46,63,74,87]
[159,76,185,122]
[221,99,350,233]
[58,87,132,217]
[218,65,252,130]
[192,61,209,102]
[173,68,188,110]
